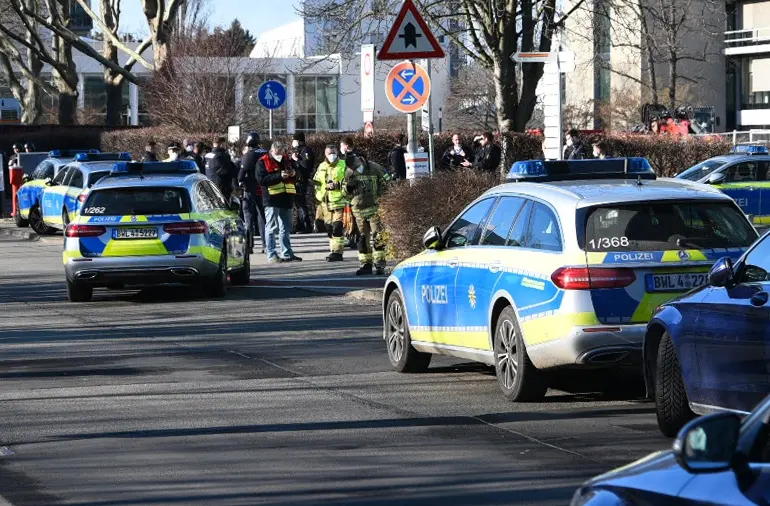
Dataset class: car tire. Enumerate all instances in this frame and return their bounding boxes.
[202,248,227,298]
[494,306,548,402]
[655,332,694,437]
[29,205,54,235]
[385,290,431,372]
[230,249,251,286]
[67,279,92,303]
[14,201,28,228]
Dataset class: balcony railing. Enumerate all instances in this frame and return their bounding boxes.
[725,27,770,47]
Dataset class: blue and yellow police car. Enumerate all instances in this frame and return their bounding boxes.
[15,149,100,233]
[40,152,132,231]
[383,158,758,401]
[675,144,770,225]
[63,161,250,303]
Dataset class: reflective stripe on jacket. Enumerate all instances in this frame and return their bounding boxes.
[261,154,296,196]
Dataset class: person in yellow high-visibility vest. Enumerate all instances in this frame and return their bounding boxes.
[314,145,347,262]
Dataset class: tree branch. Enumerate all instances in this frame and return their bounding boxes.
[75,0,153,69]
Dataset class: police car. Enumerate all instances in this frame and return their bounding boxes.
[675,144,770,225]
[16,149,100,233]
[63,161,250,303]
[40,152,132,231]
[383,158,758,401]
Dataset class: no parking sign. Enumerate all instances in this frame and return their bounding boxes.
[385,61,431,114]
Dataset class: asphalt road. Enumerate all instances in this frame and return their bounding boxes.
[0,230,670,505]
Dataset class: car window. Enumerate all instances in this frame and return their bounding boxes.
[507,200,533,247]
[86,171,110,188]
[82,188,191,216]
[524,203,562,251]
[583,201,756,252]
[740,236,770,283]
[725,162,763,183]
[677,160,726,181]
[31,161,54,180]
[480,197,525,246]
[194,182,226,212]
[204,181,229,210]
[444,198,495,248]
[53,166,71,185]
[68,169,84,189]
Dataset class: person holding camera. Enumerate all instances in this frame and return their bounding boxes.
[257,141,302,263]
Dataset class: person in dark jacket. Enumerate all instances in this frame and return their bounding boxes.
[142,141,158,162]
[563,129,587,160]
[388,134,407,180]
[239,132,268,254]
[474,132,502,172]
[191,142,206,173]
[441,134,473,169]
[291,132,315,233]
[256,141,302,263]
[205,137,238,202]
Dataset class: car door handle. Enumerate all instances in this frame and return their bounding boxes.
[751,291,769,307]
[489,261,501,273]
[448,258,459,268]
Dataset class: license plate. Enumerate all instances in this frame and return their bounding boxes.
[646,273,707,292]
[114,227,158,239]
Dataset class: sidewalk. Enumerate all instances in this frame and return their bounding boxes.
[0,218,38,241]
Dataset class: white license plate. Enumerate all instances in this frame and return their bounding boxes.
[114,227,158,239]
[646,273,707,292]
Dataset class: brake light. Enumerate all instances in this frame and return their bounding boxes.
[551,267,636,290]
[65,224,106,237]
[163,221,208,235]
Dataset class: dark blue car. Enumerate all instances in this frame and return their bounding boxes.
[571,407,770,505]
[644,229,770,437]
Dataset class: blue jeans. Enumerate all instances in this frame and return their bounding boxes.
[264,206,294,260]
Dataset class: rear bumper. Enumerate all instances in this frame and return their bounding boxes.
[65,254,218,286]
[527,324,645,369]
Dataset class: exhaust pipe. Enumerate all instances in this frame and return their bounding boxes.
[76,272,98,280]
[170,268,196,277]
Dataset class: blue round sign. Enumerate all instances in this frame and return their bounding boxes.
[258,80,286,110]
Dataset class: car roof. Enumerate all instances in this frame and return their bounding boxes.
[92,173,205,190]
[70,161,125,172]
[705,155,770,165]
[484,178,731,209]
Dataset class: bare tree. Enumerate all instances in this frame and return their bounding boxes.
[443,62,498,132]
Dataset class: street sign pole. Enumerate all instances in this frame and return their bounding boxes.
[555,28,564,161]
[269,109,273,140]
[426,59,435,175]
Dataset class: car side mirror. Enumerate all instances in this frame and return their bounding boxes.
[673,412,741,474]
[423,226,442,250]
[707,172,726,185]
[709,257,734,287]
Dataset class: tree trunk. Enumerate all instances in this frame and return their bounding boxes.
[53,34,79,125]
[153,40,169,70]
[21,0,43,124]
[57,91,78,125]
[640,14,659,104]
[668,53,677,108]
[104,40,123,126]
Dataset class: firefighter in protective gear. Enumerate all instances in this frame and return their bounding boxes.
[343,153,387,275]
[314,145,347,262]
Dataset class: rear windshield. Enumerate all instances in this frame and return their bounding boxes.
[676,160,725,181]
[82,188,191,216]
[86,171,110,188]
[583,201,756,251]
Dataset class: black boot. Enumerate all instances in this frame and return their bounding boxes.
[356,263,373,276]
[326,253,343,262]
[375,264,386,275]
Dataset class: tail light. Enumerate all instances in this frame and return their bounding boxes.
[551,267,636,290]
[65,224,106,237]
[163,221,208,235]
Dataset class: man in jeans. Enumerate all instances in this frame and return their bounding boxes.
[256,141,302,263]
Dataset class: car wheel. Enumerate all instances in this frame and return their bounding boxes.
[385,290,431,372]
[230,248,251,286]
[62,207,70,228]
[14,201,28,228]
[66,278,92,303]
[494,306,548,402]
[655,332,694,437]
[202,248,227,298]
[29,205,54,235]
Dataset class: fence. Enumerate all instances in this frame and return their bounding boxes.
[693,129,770,146]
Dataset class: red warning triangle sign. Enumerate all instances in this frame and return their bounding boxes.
[377,0,446,60]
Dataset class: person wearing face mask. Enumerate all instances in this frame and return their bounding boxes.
[441,134,473,169]
[313,145,348,261]
[563,129,587,160]
[205,136,238,203]
[290,132,315,234]
[473,132,502,172]
[592,141,610,159]
[257,141,302,263]
[337,136,361,249]
[343,153,387,275]
[164,142,182,161]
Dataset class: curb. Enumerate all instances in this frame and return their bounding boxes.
[345,288,382,303]
[0,227,38,241]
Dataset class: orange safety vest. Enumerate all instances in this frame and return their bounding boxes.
[261,154,296,196]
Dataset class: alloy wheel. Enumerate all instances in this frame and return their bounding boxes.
[387,298,405,363]
[496,318,519,390]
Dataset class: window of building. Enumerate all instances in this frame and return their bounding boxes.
[742,57,770,109]
[296,76,338,132]
[243,74,288,136]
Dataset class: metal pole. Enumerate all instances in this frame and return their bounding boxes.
[406,60,418,154]
[269,109,273,140]
[556,28,564,161]
[427,59,435,175]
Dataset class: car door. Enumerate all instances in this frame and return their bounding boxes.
[41,165,73,226]
[754,161,770,224]
[719,161,762,221]
[454,196,526,350]
[63,168,85,222]
[694,237,770,413]
[201,180,245,269]
[412,197,495,347]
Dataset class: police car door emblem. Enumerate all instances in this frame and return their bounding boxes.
[468,285,477,309]
[131,215,138,222]
[678,250,689,261]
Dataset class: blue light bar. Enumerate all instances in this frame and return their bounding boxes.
[110,160,198,175]
[507,157,656,182]
[75,152,132,162]
[49,149,100,159]
[730,144,768,155]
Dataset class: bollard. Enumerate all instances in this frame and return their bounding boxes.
[9,165,24,217]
